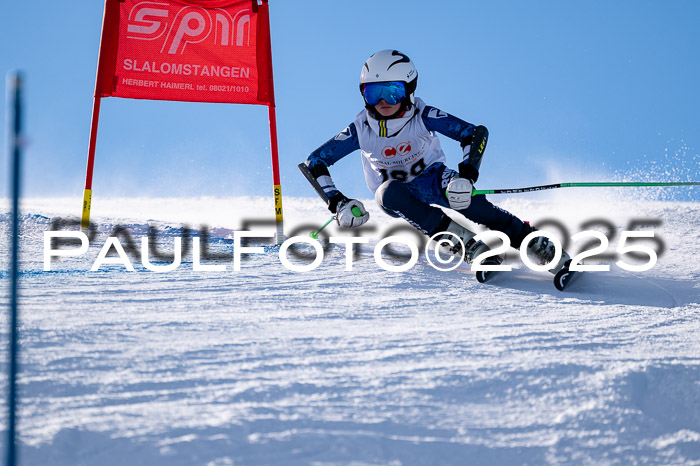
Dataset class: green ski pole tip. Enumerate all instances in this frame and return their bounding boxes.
[309,231,319,239]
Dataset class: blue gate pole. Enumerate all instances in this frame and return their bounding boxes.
[7,71,23,466]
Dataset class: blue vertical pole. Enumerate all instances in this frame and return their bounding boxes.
[7,71,23,466]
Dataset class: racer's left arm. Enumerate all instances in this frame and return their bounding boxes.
[421,106,488,184]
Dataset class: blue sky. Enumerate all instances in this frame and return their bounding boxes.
[2,1,699,202]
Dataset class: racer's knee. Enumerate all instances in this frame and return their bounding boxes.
[375,179,409,214]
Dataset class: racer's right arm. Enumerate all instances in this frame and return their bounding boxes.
[304,123,361,213]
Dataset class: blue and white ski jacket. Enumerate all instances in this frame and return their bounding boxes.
[305,97,483,199]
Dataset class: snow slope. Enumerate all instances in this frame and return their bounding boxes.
[1,195,699,465]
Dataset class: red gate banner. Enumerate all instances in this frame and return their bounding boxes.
[94,0,274,105]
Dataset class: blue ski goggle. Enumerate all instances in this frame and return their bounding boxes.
[362,81,406,106]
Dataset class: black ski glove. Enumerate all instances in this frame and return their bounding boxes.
[327,192,349,214]
[458,162,479,184]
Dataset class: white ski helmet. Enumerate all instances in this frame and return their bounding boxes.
[360,49,418,106]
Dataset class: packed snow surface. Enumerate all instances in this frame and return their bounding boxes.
[1,195,699,465]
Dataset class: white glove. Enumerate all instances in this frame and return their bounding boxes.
[336,199,369,228]
[446,177,473,210]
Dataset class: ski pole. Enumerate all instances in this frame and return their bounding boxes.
[472,181,700,195]
[309,205,363,239]
[310,216,334,239]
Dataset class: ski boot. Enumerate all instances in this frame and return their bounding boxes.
[525,232,570,274]
[524,225,582,290]
[436,220,502,282]
[519,224,580,290]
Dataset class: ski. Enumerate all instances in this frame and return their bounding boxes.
[473,259,582,290]
[553,260,580,291]
[475,268,499,283]
[474,258,503,283]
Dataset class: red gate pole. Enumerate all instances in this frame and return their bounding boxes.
[81,0,118,229]
[81,96,101,229]
[268,104,284,245]
[258,0,284,244]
